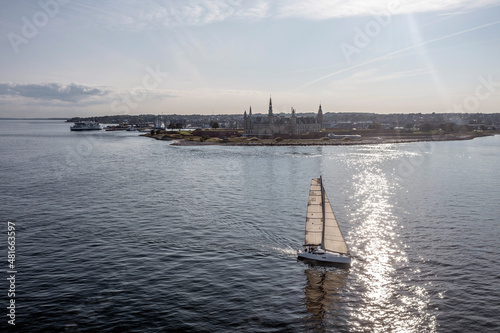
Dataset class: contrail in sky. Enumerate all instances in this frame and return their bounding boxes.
[291,20,500,92]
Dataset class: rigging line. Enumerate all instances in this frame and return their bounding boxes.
[320,176,326,250]
[290,20,500,92]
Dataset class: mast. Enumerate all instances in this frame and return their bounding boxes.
[320,176,326,249]
[303,176,350,255]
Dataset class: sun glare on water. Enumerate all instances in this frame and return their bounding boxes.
[345,148,437,332]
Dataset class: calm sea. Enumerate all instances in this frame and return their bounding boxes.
[0,119,499,332]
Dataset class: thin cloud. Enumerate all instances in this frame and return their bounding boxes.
[71,0,499,29]
[349,67,434,83]
[0,82,109,103]
[291,19,500,91]
[111,88,178,102]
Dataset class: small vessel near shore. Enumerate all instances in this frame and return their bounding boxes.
[70,121,102,131]
[297,176,351,265]
[105,123,129,131]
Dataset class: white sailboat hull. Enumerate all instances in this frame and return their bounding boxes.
[297,250,351,265]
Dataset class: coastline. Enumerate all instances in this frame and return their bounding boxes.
[143,132,494,146]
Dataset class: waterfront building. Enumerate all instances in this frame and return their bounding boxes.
[243,97,323,137]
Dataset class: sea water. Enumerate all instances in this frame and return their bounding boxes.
[0,119,499,332]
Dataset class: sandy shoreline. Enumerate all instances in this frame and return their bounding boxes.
[159,133,494,146]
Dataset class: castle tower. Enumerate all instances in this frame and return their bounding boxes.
[268,96,274,124]
[317,104,323,130]
[290,107,297,136]
[249,106,253,130]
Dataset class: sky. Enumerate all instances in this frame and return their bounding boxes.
[1,0,500,118]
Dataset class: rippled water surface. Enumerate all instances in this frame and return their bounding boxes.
[1,120,499,332]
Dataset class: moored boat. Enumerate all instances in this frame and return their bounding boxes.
[70,121,102,131]
[105,123,129,131]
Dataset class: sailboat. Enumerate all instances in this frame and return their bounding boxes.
[297,177,351,265]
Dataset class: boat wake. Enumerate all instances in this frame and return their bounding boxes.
[260,245,298,257]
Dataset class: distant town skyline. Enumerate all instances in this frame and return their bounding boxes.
[1,0,500,118]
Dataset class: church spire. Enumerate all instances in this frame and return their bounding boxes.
[268,96,273,116]
[317,103,323,130]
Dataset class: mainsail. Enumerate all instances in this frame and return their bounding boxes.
[305,178,323,246]
[304,178,349,255]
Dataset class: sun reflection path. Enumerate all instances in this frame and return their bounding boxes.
[344,148,437,332]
